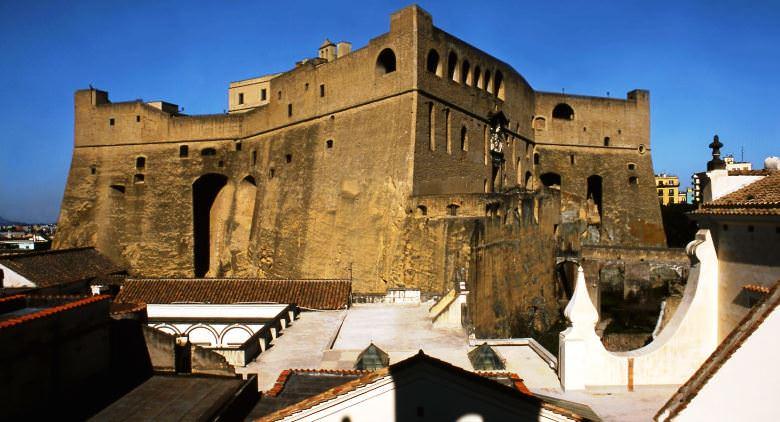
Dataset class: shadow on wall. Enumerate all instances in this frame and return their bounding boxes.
[661,203,698,248]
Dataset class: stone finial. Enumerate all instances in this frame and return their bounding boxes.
[563,266,599,332]
[707,134,726,171]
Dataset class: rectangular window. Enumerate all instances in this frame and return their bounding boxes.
[278,91,282,100]
[287,103,293,117]
[428,102,435,151]
[109,118,115,126]
[320,84,325,97]
[668,189,674,196]
[179,145,189,158]
[261,89,267,101]
[136,115,141,123]
[238,93,244,105]
[444,109,451,154]
[252,150,257,165]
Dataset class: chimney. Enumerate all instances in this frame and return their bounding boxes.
[337,42,352,58]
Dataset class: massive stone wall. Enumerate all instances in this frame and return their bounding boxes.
[54,5,666,298]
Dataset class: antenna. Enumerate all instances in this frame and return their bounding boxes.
[741,145,744,162]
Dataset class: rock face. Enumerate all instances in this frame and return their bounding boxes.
[54,6,666,337]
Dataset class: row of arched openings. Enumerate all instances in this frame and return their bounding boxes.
[426,49,505,100]
[154,323,253,347]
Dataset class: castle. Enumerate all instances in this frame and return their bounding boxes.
[54,6,665,337]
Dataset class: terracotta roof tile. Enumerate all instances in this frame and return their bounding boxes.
[656,280,780,420]
[115,278,351,310]
[0,295,110,330]
[692,171,780,216]
[0,247,124,288]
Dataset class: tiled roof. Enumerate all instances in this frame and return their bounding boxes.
[257,351,590,421]
[727,169,775,176]
[0,247,124,288]
[692,171,780,216]
[743,284,771,295]
[115,278,351,310]
[656,280,780,421]
[0,295,110,330]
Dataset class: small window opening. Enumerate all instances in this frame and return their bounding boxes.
[179,145,189,157]
[461,60,471,85]
[269,168,275,179]
[136,157,146,169]
[278,91,282,100]
[136,115,141,123]
[447,51,458,81]
[447,204,460,216]
[460,126,468,151]
[629,176,639,185]
[134,174,145,184]
[638,144,646,154]
[110,184,125,194]
[238,93,244,105]
[90,165,96,175]
[320,84,325,97]
[326,139,333,149]
[628,163,636,170]
[285,154,292,163]
[533,153,540,165]
[570,154,575,165]
[235,141,242,151]
[109,118,115,126]
[287,104,293,117]
[218,160,224,167]
[252,150,257,165]
[426,49,440,76]
[604,137,610,146]
[540,172,561,188]
[416,205,427,216]
[552,103,574,120]
[201,148,217,156]
[261,89,267,101]
[304,82,309,91]
[376,48,397,74]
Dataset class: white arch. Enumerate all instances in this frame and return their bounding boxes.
[186,324,219,347]
[153,323,181,336]
[219,324,253,346]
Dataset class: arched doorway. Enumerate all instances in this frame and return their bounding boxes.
[192,173,228,277]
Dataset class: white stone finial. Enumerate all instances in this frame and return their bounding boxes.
[564,266,599,332]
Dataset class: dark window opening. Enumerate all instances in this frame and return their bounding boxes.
[552,103,575,120]
[629,176,639,185]
[261,89,267,101]
[287,103,293,117]
[136,115,141,123]
[460,126,468,151]
[524,171,533,190]
[376,48,397,74]
[269,168,275,179]
[136,156,146,169]
[474,66,482,89]
[180,145,189,157]
[304,83,309,91]
[109,118,115,126]
[326,139,333,149]
[639,144,646,154]
[570,154,575,165]
[628,163,636,170]
[134,174,144,184]
[201,148,217,156]
[110,184,125,194]
[540,172,561,188]
[533,153,540,165]
[235,141,242,151]
[218,160,224,167]
[426,49,440,75]
[494,70,504,99]
[484,70,492,93]
[285,154,292,163]
[447,51,458,81]
[192,173,228,277]
[587,175,603,218]
[748,225,755,232]
[320,84,325,97]
[604,137,610,146]
[252,150,257,165]
[90,165,96,175]
[723,224,729,231]
[416,205,427,216]
[277,90,282,100]
[461,60,471,85]
[238,93,244,105]
[447,204,460,216]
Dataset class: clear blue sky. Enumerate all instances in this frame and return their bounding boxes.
[1,0,778,223]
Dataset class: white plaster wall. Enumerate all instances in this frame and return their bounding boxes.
[703,170,763,202]
[674,307,780,421]
[146,303,288,319]
[432,292,467,329]
[0,264,34,288]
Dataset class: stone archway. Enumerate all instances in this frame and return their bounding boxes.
[192,173,228,277]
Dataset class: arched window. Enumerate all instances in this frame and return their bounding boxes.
[552,103,574,120]
[187,326,218,347]
[474,66,482,89]
[461,60,471,85]
[460,126,468,151]
[201,147,217,156]
[416,205,427,216]
[629,176,639,185]
[627,163,636,171]
[533,152,540,165]
[426,49,441,76]
[135,156,146,169]
[134,174,144,184]
[447,51,458,81]
[533,116,546,130]
[540,172,561,188]
[221,325,252,346]
[484,70,492,93]
[494,70,504,100]
[447,204,460,216]
[376,48,397,74]
[604,137,610,146]
[524,171,533,190]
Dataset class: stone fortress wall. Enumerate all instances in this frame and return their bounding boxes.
[54,6,667,337]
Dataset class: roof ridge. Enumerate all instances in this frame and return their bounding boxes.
[0,246,96,260]
[0,295,110,330]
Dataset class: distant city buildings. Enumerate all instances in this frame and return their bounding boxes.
[655,174,688,205]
